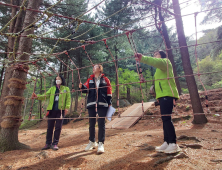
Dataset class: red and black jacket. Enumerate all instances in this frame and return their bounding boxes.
[81,74,112,108]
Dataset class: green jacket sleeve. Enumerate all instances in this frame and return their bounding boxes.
[37,87,51,101]
[141,56,168,71]
[65,87,71,109]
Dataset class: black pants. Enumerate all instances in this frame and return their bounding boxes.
[159,97,176,144]
[88,107,108,143]
[46,110,64,145]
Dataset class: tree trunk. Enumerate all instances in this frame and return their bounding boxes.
[127,87,131,103]
[39,77,42,119]
[74,49,82,112]
[74,71,79,112]
[63,56,68,79]
[0,0,43,152]
[67,62,71,87]
[59,60,63,73]
[0,47,7,94]
[0,0,25,126]
[114,44,119,108]
[156,1,182,95]
[172,0,207,124]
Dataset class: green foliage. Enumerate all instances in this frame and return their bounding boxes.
[194,55,222,89]
[118,68,138,87]
[213,80,222,88]
[182,88,189,94]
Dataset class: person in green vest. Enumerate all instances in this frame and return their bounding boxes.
[136,50,181,154]
[31,75,71,151]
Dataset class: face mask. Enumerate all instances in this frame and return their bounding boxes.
[56,80,61,85]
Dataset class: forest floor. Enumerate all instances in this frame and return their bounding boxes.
[1,89,222,170]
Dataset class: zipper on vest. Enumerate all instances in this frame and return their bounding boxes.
[159,82,163,92]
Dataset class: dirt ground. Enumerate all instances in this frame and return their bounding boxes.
[1,90,222,170]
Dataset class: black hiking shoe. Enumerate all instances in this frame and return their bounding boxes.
[41,144,51,150]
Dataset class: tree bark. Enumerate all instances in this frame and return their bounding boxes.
[127,87,131,103]
[63,56,68,80]
[172,0,207,124]
[67,62,71,87]
[0,47,7,94]
[59,60,63,73]
[39,77,42,119]
[114,44,119,108]
[74,49,82,112]
[0,0,43,152]
[0,0,25,126]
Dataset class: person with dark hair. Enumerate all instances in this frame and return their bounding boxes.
[79,64,112,154]
[136,51,180,154]
[32,75,71,150]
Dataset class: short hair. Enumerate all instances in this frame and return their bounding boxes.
[54,74,66,86]
[95,64,103,73]
[159,50,167,58]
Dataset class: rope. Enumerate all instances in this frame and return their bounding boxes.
[43,58,58,75]
[18,111,222,121]
[126,31,145,116]
[0,0,28,33]
[28,76,38,120]
[81,46,94,66]
[21,70,222,101]
[64,51,82,118]
[194,13,209,111]
[102,39,120,116]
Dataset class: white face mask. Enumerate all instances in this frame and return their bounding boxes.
[56,80,61,85]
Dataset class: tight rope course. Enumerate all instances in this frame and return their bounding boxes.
[1,6,222,67]
[0,0,221,122]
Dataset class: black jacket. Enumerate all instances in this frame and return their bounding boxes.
[81,74,112,108]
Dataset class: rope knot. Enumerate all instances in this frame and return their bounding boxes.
[194,12,199,17]
[82,45,86,50]
[102,39,107,44]
[125,31,130,37]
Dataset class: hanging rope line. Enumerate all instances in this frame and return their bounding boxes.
[126,31,145,116]
[194,13,209,111]
[64,51,83,118]
[102,39,120,116]
[81,46,94,66]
